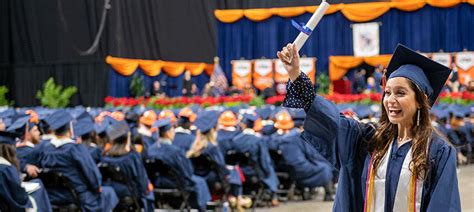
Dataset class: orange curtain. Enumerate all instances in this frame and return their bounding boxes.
[271,7,307,17]
[364,55,392,68]
[139,60,162,76]
[341,2,391,22]
[106,56,139,76]
[390,1,426,11]
[184,63,206,76]
[108,56,213,77]
[205,64,215,76]
[329,55,392,81]
[427,0,462,7]
[162,62,186,77]
[245,9,273,21]
[214,9,244,23]
[329,56,363,81]
[215,1,469,23]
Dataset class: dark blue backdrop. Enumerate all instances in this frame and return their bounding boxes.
[217,4,474,82]
[108,68,210,97]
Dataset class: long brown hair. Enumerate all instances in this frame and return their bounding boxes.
[0,144,20,171]
[368,80,432,180]
[104,134,130,157]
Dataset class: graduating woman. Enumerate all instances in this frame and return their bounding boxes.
[277,43,460,211]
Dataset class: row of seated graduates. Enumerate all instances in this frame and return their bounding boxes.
[430,104,473,165]
[2,102,471,211]
[0,104,340,211]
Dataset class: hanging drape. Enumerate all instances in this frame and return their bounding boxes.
[215,1,474,23]
[218,3,474,82]
[329,55,391,81]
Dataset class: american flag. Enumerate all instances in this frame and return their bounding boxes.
[210,61,228,90]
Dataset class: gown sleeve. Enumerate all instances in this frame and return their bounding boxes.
[424,138,461,211]
[285,73,374,169]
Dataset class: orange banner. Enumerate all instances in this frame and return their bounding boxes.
[274,59,289,83]
[455,52,474,85]
[232,60,253,89]
[253,59,274,90]
[300,57,317,83]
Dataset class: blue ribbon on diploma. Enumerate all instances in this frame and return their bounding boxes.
[291,20,312,36]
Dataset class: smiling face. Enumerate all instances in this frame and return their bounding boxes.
[383,77,419,127]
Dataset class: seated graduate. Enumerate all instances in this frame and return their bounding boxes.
[26,110,119,211]
[100,119,154,212]
[6,114,41,172]
[173,107,197,152]
[216,110,241,154]
[186,110,251,209]
[73,115,102,164]
[0,131,52,212]
[271,110,335,201]
[229,113,280,206]
[146,118,211,211]
[450,109,472,164]
[278,43,460,211]
[137,110,157,149]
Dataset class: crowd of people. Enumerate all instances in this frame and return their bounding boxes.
[0,103,341,211]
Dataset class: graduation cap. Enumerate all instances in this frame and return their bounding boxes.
[6,114,34,133]
[241,113,259,126]
[385,44,451,106]
[0,131,20,145]
[431,108,449,120]
[289,108,306,128]
[95,115,116,134]
[106,120,130,141]
[0,108,16,119]
[152,118,173,133]
[194,110,219,133]
[256,106,274,120]
[45,110,73,131]
[74,118,95,137]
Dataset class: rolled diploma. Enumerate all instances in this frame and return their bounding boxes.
[293,1,330,52]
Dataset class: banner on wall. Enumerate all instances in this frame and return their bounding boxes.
[352,22,380,57]
[300,57,317,84]
[455,52,474,85]
[274,60,289,94]
[253,59,274,91]
[431,53,452,68]
[231,60,252,89]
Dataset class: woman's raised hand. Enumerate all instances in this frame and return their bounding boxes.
[277,43,301,82]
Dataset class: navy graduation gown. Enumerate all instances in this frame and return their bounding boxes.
[230,131,279,192]
[173,128,196,152]
[101,151,154,212]
[36,139,118,211]
[88,146,102,164]
[147,141,211,211]
[278,132,333,188]
[0,160,52,212]
[0,163,30,210]
[216,129,240,155]
[285,73,461,212]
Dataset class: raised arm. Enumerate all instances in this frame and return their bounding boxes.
[278,43,373,169]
